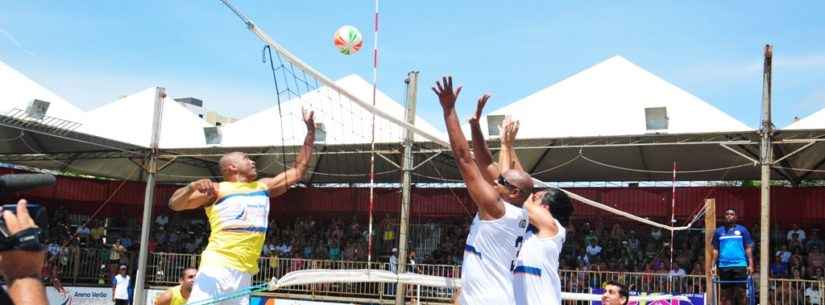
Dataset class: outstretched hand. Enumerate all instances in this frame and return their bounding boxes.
[468,94,490,125]
[500,116,520,146]
[432,76,462,112]
[302,108,315,131]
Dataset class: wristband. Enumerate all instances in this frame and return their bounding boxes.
[0,228,44,252]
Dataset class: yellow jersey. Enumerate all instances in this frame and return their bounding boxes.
[167,285,187,305]
[200,181,270,274]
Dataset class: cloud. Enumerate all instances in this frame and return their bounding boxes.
[0,28,36,56]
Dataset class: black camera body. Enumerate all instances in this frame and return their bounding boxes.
[0,203,48,251]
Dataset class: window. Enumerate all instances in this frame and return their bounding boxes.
[645,107,668,130]
[315,122,326,144]
[203,126,222,145]
[487,115,505,136]
[26,99,51,120]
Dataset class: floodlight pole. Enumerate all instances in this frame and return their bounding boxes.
[395,71,418,305]
[758,45,773,305]
[133,87,165,305]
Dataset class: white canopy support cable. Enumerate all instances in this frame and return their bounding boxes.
[771,165,825,173]
[580,154,754,174]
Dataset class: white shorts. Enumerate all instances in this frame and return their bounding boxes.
[188,265,253,305]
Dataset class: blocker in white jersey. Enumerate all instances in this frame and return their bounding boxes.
[460,201,528,305]
[433,77,535,305]
[513,220,566,305]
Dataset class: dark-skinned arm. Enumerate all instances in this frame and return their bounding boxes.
[168,179,218,211]
[433,76,503,220]
[468,95,499,185]
[260,109,316,197]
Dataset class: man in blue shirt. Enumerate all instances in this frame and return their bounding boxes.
[712,208,754,305]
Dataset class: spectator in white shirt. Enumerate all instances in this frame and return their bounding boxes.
[668,264,686,277]
[787,224,806,243]
[776,244,792,264]
[806,284,822,305]
[155,214,169,227]
[586,240,603,259]
[112,265,131,305]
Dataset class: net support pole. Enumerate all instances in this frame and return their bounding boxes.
[758,44,773,305]
[134,87,165,305]
[704,198,716,304]
[395,71,419,305]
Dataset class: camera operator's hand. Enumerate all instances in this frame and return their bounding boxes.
[0,199,47,305]
[0,199,45,280]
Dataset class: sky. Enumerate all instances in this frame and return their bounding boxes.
[1,1,824,131]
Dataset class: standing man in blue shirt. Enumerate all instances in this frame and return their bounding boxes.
[711,208,754,305]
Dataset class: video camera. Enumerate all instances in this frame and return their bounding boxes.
[0,173,54,251]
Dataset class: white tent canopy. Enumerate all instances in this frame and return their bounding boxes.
[221,74,445,147]
[471,56,752,139]
[0,60,87,125]
[79,87,212,149]
[786,107,825,130]
[2,57,824,183]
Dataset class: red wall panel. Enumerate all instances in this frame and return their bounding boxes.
[2,171,824,225]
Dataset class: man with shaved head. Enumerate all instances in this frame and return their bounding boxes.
[433,76,531,305]
[168,109,315,305]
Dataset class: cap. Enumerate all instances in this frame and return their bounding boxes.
[119,265,128,269]
[392,248,397,253]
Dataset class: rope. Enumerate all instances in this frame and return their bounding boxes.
[530,154,581,175]
[61,166,142,248]
[771,165,825,173]
[581,154,754,174]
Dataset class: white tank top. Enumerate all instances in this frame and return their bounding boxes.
[513,220,566,305]
[459,201,528,305]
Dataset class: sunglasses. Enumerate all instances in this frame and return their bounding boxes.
[497,175,523,193]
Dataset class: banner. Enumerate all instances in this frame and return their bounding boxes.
[47,287,113,305]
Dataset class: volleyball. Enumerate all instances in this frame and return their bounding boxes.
[333,25,363,55]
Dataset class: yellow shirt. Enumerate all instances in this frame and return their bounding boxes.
[200,181,270,274]
[167,285,187,305]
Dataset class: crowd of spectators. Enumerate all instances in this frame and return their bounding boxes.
[41,205,825,286]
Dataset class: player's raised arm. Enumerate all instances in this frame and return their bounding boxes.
[261,109,316,197]
[468,94,500,185]
[434,76,503,219]
[498,116,525,173]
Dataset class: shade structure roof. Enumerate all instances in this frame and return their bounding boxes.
[1,58,824,184]
[467,56,752,139]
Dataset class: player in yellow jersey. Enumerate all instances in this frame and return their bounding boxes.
[154,268,197,305]
[169,110,315,305]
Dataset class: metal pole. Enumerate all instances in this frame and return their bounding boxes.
[133,87,165,305]
[704,199,716,304]
[759,45,773,305]
[395,71,418,305]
